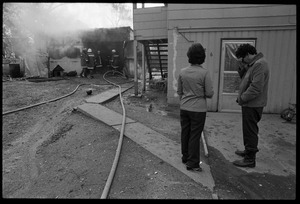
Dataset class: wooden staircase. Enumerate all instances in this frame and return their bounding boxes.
[142,39,168,79]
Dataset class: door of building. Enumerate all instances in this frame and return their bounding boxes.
[218,39,256,112]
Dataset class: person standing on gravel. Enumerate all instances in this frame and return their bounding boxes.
[95,50,103,72]
[177,43,214,172]
[233,44,269,168]
[80,48,88,78]
[86,48,95,78]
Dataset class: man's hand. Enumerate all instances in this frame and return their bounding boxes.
[237,65,247,79]
[236,96,244,105]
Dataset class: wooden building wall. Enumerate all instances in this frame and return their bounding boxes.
[133,4,296,113]
[167,29,296,113]
[133,6,168,40]
[166,4,296,113]
[167,4,296,29]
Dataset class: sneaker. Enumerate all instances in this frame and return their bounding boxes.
[186,165,202,172]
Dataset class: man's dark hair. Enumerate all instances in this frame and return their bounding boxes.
[235,44,257,59]
[187,43,206,65]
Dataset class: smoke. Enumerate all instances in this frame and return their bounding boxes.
[12,3,132,37]
[6,3,133,59]
[49,3,133,32]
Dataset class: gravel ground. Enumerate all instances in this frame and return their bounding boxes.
[2,73,296,199]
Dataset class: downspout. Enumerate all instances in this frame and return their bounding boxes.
[172,28,178,96]
[172,27,194,97]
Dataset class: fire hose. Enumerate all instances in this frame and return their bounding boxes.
[100,70,128,199]
[2,83,88,116]
[2,76,132,116]
[100,70,209,198]
[3,71,132,199]
[3,72,209,198]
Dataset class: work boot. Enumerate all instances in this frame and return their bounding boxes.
[186,166,202,172]
[235,150,246,157]
[232,158,255,168]
[233,152,256,168]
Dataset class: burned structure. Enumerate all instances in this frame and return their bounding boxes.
[48,27,134,77]
[3,27,134,79]
[80,27,133,74]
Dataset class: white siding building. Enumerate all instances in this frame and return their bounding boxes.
[133,4,296,113]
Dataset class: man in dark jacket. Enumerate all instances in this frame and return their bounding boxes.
[86,48,95,78]
[80,48,88,77]
[233,44,269,168]
[95,50,102,71]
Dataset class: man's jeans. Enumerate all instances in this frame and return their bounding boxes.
[242,106,263,154]
[180,110,206,168]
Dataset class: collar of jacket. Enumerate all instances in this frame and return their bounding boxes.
[190,64,204,69]
[247,52,264,67]
[191,64,203,67]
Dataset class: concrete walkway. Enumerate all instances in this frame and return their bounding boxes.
[205,112,296,176]
[85,86,132,104]
[77,87,217,197]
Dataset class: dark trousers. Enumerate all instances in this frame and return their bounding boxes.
[180,109,206,168]
[80,67,87,77]
[242,106,263,155]
[87,66,95,74]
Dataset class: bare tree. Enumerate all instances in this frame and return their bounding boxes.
[106,3,132,27]
[2,3,68,57]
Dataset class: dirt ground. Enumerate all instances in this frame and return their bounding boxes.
[2,73,296,199]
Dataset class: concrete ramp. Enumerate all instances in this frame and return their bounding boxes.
[85,86,132,104]
[113,122,215,192]
[77,103,135,126]
[77,102,215,192]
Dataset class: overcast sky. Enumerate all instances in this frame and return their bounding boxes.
[52,3,165,29]
[53,3,133,29]
[8,3,165,37]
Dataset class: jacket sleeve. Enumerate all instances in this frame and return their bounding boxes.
[177,74,183,99]
[204,71,214,98]
[240,63,265,102]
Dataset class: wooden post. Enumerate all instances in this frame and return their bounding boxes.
[201,131,209,157]
[141,43,145,93]
[133,40,138,96]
